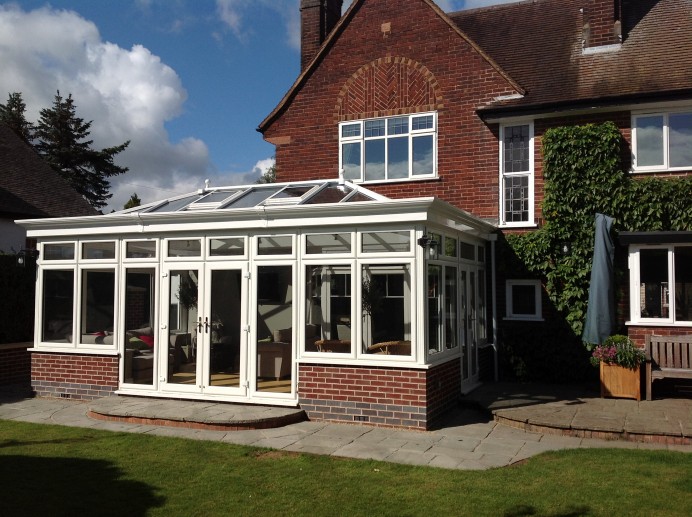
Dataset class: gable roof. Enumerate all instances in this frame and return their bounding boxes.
[450,0,692,116]
[0,123,97,218]
[258,0,523,133]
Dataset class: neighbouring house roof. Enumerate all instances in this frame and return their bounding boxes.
[0,123,97,219]
[450,0,692,116]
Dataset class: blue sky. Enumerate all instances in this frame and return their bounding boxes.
[0,0,520,211]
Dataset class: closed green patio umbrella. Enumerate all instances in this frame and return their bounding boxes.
[582,213,615,345]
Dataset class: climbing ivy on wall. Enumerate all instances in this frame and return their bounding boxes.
[500,121,692,381]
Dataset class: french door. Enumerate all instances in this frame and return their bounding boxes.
[160,262,248,396]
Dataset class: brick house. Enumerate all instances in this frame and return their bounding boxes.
[18,0,691,428]
[0,123,96,387]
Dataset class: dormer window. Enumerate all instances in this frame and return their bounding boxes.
[339,112,437,182]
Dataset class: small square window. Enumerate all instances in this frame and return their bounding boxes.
[506,280,542,320]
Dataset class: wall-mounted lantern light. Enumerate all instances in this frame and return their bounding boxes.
[16,249,39,267]
[417,234,439,259]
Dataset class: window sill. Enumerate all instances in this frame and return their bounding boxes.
[352,176,440,186]
[499,223,538,230]
[625,320,692,327]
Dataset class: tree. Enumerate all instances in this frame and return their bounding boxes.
[34,91,130,210]
[0,92,34,144]
[124,193,141,209]
[256,162,276,184]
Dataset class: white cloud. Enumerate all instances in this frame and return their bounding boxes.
[0,4,217,211]
[216,0,301,49]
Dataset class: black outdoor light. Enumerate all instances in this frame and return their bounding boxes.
[417,234,439,259]
[16,249,39,267]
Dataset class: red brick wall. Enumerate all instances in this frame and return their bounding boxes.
[585,0,621,48]
[265,0,519,222]
[627,327,692,348]
[31,352,118,400]
[298,359,460,430]
[0,345,31,386]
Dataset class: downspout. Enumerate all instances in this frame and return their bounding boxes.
[490,234,499,381]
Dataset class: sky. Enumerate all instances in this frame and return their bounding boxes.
[0,0,522,212]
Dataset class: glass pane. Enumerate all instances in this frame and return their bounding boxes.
[44,243,74,261]
[306,185,352,204]
[209,270,242,387]
[148,194,200,213]
[363,264,411,356]
[124,268,155,385]
[635,116,664,167]
[387,117,408,135]
[167,270,198,384]
[272,186,312,200]
[342,123,361,138]
[470,271,477,375]
[82,242,115,260]
[258,236,292,255]
[80,270,115,345]
[168,239,201,257]
[362,231,410,253]
[210,238,244,256]
[306,265,351,353]
[126,241,156,259]
[365,119,385,138]
[461,270,469,380]
[504,175,530,223]
[674,247,692,321]
[503,125,530,172]
[640,249,669,318]
[306,233,351,254]
[512,284,537,316]
[445,266,458,350]
[428,265,443,353]
[196,191,239,204]
[388,136,409,179]
[412,135,434,176]
[42,270,74,343]
[477,270,486,341]
[224,187,282,209]
[445,236,457,257]
[412,115,434,131]
[669,113,692,168]
[364,139,385,181]
[257,265,293,391]
[342,142,361,180]
[460,242,475,260]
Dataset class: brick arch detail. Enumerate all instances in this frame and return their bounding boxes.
[334,56,444,122]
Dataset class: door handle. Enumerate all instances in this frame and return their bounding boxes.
[197,317,203,333]
[204,317,210,333]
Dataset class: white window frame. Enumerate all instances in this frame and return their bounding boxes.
[339,112,437,182]
[627,244,692,326]
[632,109,692,172]
[505,279,542,321]
[499,122,535,227]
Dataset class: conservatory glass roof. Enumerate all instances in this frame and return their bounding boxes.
[113,180,385,215]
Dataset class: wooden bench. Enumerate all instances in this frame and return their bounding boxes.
[645,335,692,400]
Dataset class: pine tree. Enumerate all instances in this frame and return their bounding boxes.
[0,92,34,144]
[124,193,141,209]
[34,91,130,210]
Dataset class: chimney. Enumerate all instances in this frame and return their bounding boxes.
[300,0,343,71]
[583,0,622,49]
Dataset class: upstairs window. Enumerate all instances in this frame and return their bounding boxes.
[340,113,436,182]
[633,110,692,171]
[500,123,534,226]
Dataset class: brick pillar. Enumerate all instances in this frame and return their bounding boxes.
[583,0,622,48]
[300,0,343,71]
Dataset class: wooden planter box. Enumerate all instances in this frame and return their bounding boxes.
[600,362,641,401]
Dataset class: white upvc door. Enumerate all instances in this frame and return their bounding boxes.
[159,262,248,397]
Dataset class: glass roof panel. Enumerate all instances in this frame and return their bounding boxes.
[305,185,352,204]
[344,192,375,203]
[224,186,282,209]
[272,186,312,199]
[146,194,202,213]
[198,190,241,204]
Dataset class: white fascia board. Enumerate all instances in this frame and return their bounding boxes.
[21,196,495,239]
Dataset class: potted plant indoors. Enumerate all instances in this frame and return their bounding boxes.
[591,335,646,401]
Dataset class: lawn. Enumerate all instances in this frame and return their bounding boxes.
[1,420,691,516]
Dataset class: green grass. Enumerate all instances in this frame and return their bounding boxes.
[1,421,691,516]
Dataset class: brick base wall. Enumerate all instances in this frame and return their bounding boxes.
[627,327,692,348]
[298,359,461,430]
[31,352,119,400]
[0,344,31,386]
